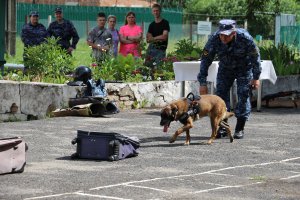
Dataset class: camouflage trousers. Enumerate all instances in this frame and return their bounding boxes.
[216,67,253,120]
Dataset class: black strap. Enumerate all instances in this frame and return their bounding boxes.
[186,92,195,101]
[96,30,105,38]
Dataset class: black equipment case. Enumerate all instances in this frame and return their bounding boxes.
[71,130,140,161]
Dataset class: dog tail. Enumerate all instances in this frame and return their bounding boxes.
[224,111,234,119]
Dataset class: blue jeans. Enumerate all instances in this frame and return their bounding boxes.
[145,44,166,69]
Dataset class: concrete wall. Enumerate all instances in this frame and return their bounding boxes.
[0,80,185,121]
[0,80,80,121]
[1,76,299,121]
[261,75,300,96]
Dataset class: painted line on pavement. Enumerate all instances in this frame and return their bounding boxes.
[74,192,132,200]
[192,182,262,194]
[90,157,300,190]
[24,191,82,200]
[25,157,300,199]
[207,172,236,177]
[125,184,171,193]
[280,174,300,180]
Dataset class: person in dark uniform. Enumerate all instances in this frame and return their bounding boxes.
[21,11,48,47]
[145,3,170,76]
[47,7,79,55]
[197,19,261,139]
[21,11,49,65]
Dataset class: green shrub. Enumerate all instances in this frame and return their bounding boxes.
[259,43,300,76]
[92,54,146,82]
[173,38,203,60]
[23,37,74,81]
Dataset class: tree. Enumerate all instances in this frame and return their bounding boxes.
[184,0,300,38]
[245,0,272,37]
[157,0,186,8]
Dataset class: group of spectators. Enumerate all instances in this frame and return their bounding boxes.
[21,3,170,70]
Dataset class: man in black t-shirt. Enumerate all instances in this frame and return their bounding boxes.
[145,4,170,77]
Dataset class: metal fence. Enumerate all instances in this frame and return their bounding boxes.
[16,3,300,51]
[281,26,300,50]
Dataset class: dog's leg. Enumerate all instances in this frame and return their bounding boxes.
[185,129,190,145]
[170,118,193,144]
[208,116,219,145]
[220,120,234,143]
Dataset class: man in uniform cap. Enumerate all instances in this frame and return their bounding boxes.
[197,19,261,139]
[47,7,79,55]
[21,11,49,65]
[21,11,48,47]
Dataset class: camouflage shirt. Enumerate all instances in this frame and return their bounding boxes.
[47,19,79,49]
[21,22,48,47]
[198,28,261,86]
[87,26,112,61]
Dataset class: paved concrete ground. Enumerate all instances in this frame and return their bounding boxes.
[0,107,300,200]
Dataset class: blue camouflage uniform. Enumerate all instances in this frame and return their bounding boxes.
[47,19,79,51]
[197,22,261,120]
[21,22,48,47]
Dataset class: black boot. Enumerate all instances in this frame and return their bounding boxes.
[216,119,228,138]
[234,118,246,139]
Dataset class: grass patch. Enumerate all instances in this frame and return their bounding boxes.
[249,175,267,181]
[5,37,186,66]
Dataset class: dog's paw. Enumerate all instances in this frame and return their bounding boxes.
[184,141,190,146]
[169,136,176,143]
[169,139,175,143]
[207,139,213,145]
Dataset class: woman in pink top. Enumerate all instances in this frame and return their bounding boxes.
[119,11,143,57]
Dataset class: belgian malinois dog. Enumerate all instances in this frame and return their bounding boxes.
[160,94,234,145]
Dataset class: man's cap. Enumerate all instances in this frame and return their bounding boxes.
[218,19,236,36]
[54,7,63,13]
[29,11,39,17]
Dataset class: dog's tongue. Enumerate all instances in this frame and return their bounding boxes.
[163,125,169,133]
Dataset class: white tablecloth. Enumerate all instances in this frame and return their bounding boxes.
[173,60,277,86]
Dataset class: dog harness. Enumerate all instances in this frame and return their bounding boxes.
[178,92,201,124]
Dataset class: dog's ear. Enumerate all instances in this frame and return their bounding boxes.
[171,105,178,116]
[162,105,170,112]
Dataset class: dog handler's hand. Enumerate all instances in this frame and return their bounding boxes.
[199,86,208,95]
[250,80,260,90]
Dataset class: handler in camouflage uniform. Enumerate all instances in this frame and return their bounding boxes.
[21,11,49,66]
[197,19,261,139]
[47,7,79,55]
[21,11,48,47]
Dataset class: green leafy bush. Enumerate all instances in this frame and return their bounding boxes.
[92,54,146,82]
[259,43,300,75]
[3,38,206,83]
[23,37,74,81]
[173,38,202,60]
